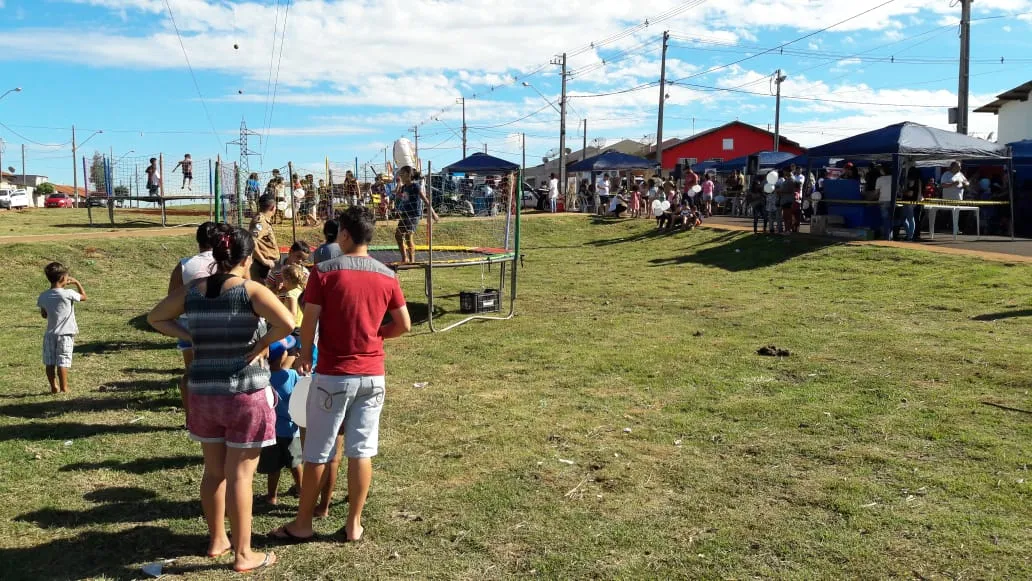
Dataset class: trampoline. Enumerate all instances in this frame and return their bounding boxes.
[368,245,515,269]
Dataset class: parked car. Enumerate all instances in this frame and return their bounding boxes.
[44,193,75,208]
[85,196,108,208]
[1,188,30,209]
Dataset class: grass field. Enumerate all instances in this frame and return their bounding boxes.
[1,216,1030,580]
[0,206,218,236]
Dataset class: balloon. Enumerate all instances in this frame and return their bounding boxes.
[763,183,775,194]
[288,375,312,429]
[766,171,779,185]
[811,191,822,202]
[660,200,670,211]
[652,200,663,217]
[233,43,239,50]
[691,184,702,193]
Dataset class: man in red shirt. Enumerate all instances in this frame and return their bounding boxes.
[271,206,411,544]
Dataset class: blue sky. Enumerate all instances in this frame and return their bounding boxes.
[0,0,1030,186]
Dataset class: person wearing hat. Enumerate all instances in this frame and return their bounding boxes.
[257,336,303,506]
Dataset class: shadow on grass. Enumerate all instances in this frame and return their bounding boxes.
[83,486,159,503]
[971,309,1032,322]
[406,301,449,326]
[649,232,842,272]
[0,525,215,581]
[77,341,171,356]
[0,394,178,419]
[16,490,196,529]
[0,421,178,441]
[61,455,201,474]
[100,379,179,393]
[121,367,183,375]
[127,313,161,333]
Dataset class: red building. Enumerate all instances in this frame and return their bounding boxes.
[655,121,806,171]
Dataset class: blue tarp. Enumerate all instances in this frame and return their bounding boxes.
[774,154,837,170]
[714,151,795,172]
[1008,140,1032,160]
[805,122,1009,160]
[567,150,655,172]
[443,152,520,174]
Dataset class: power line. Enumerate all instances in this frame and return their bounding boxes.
[162,0,222,150]
[263,0,292,161]
[260,0,282,151]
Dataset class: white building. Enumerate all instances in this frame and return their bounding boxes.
[975,80,1032,144]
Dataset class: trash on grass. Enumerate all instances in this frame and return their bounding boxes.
[558,458,575,465]
[623,427,632,434]
[63,440,73,447]
[413,382,429,389]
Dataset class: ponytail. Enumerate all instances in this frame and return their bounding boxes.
[211,223,254,273]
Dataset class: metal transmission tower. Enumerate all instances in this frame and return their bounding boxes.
[227,119,262,178]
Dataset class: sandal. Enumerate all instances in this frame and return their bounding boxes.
[233,551,276,574]
[268,525,317,544]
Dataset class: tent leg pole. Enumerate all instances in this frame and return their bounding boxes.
[1008,155,1015,241]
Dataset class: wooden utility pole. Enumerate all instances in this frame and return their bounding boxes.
[957,0,972,134]
[555,52,568,204]
[655,31,670,175]
[458,97,467,158]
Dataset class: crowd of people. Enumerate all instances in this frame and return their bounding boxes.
[38,172,424,571]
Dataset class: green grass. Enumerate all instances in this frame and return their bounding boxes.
[0,216,1030,580]
[0,206,215,236]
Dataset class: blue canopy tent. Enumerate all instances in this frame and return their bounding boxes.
[803,122,1013,239]
[774,153,837,170]
[567,150,654,172]
[443,152,520,174]
[714,151,796,173]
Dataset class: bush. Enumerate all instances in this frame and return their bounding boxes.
[35,182,55,196]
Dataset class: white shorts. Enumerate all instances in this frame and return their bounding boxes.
[43,334,75,368]
[303,374,385,462]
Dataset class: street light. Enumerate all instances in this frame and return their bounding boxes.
[80,130,104,147]
[113,149,135,165]
[522,82,562,115]
[0,87,21,101]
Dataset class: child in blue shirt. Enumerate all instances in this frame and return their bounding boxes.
[257,336,303,505]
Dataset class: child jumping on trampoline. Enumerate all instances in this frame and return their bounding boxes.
[394,166,438,263]
[172,154,193,191]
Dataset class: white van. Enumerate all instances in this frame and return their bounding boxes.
[0,188,30,209]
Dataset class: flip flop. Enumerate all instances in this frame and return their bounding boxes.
[268,525,317,544]
[233,551,276,574]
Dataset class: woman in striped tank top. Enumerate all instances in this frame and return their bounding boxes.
[149,224,295,573]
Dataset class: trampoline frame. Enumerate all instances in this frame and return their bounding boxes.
[416,162,521,333]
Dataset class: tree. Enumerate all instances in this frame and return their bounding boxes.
[35,182,55,196]
[89,152,106,194]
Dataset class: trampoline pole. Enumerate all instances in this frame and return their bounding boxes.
[208,158,214,222]
[288,161,297,243]
[427,161,436,332]
[160,153,167,228]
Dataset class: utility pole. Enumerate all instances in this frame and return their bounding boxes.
[583,119,588,160]
[655,31,670,176]
[71,125,78,206]
[458,97,467,158]
[410,126,419,160]
[522,133,526,170]
[553,52,568,204]
[773,69,787,152]
[957,0,972,135]
[483,143,488,154]
[22,143,26,182]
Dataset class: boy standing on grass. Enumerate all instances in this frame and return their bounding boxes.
[270,206,411,544]
[37,262,86,394]
[258,336,304,505]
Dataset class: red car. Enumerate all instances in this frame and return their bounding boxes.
[45,193,75,208]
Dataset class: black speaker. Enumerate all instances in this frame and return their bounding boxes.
[746,154,760,175]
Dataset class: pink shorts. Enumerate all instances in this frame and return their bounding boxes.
[187,388,276,449]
